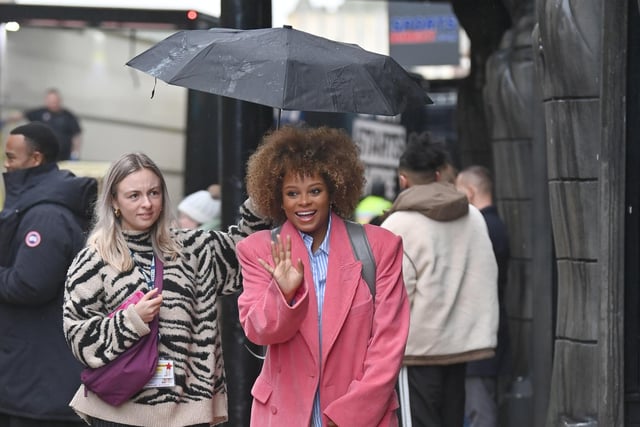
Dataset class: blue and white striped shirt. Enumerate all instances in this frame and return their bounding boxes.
[300,217,332,427]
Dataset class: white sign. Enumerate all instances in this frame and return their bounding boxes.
[352,117,406,199]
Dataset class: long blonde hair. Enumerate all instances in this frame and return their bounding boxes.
[87,152,181,271]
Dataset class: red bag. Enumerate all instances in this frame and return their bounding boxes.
[80,259,163,406]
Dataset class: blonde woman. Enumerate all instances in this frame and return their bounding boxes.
[63,152,269,426]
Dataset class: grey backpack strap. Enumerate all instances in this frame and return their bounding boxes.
[272,222,377,302]
[345,220,376,303]
[271,226,281,243]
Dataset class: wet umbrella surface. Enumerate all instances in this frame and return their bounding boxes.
[127,26,432,117]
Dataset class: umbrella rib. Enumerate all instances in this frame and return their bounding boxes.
[360,59,395,115]
[280,30,292,113]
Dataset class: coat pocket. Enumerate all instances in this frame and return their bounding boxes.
[251,375,273,404]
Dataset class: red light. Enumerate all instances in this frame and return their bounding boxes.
[187,10,198,21]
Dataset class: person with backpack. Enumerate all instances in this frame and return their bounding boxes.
[0,122,97,427]
[236,125,410,427]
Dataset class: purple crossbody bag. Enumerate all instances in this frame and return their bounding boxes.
[80,257,163,406]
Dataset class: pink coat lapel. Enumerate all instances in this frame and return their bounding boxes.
[322,252,361,361]
[321,216,363,361]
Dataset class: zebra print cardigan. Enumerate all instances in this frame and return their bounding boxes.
[63,200,268,427]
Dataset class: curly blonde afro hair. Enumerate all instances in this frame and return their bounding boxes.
[246,125,365,224]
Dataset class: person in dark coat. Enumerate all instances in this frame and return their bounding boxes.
[6,88,83,161]
[0,122,97,427]
[456,165,511,427]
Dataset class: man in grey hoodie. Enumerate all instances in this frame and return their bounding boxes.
[381,132,498,427]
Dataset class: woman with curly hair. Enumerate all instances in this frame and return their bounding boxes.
[237,126,410,426]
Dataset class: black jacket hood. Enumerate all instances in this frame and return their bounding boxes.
[3,162,97,221]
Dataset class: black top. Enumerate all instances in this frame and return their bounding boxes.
[25,107,81,161]
[466,204,511,377]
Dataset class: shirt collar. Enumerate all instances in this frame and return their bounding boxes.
[299,213,332,255]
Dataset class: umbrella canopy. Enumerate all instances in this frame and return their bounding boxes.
[126,26,432,116]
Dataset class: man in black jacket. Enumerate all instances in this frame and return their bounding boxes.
[456,165,511,427]
[0,122,97,427]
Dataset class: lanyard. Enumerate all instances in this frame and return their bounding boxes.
[132,252,156,289]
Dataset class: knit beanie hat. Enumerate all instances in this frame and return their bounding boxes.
[178,190,221,225]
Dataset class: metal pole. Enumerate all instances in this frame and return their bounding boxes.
[0,23,7,207]
[219,1,272,426]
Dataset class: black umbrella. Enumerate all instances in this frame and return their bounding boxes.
[126,26,432,124]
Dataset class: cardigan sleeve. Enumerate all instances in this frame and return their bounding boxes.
[62,247,150,368]
[204,198,272,297]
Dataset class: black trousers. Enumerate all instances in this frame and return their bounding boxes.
[401,363,467,427]
[0,414,85,427]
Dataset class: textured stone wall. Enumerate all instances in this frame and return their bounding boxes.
[534,0,602,424]
[482,2,542,425]
[485,4,536,381]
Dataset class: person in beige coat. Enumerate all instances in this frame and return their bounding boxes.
[381,132,498,427]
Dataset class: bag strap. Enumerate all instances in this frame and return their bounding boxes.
[345,221,376,303]
[154,256,164,292]
[270,221,377,302]
[270,226,280,244]
[150,257,164,331]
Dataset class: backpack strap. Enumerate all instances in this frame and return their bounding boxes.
[345,220,376,303]
[271,226,281,243]
[270,222,377,302]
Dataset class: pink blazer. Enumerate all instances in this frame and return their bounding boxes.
[237,214,409,426]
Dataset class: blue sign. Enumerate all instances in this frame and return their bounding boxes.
[388,2,461,67]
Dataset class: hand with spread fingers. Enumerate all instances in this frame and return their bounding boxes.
[258,233,304,303]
